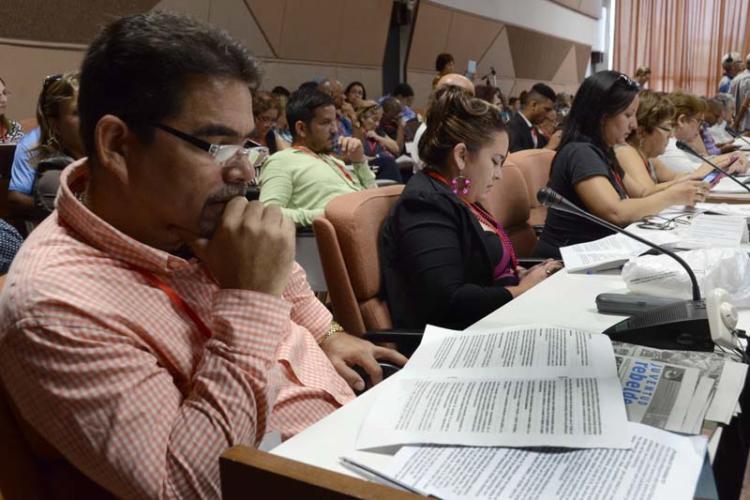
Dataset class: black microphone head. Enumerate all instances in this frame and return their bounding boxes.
[675,141,694,154]
[537,187,562,207]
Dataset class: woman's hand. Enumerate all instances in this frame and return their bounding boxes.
[510,260,563,297]
[666,180,710,206]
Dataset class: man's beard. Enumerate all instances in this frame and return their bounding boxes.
[197,184,249,237]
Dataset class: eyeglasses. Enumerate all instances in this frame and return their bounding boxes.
[656,125,671,133]
[152,123,268,169]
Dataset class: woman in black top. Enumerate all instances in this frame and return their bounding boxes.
[535,71,710,259]
[380,86,562,331]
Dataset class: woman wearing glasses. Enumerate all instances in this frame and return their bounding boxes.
[30,72,85,220]
[615,91,713,197]
[0,77,23,144]
[249,90,288,155]
[534,72,710,259]
[657,91,746,174]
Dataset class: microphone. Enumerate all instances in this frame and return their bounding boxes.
[675,140,750,193]
[537,187,713,351]
[724,126,750,149]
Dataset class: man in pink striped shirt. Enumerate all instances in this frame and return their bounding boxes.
[0,12,404,499]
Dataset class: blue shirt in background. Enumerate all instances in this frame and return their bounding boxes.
[9,127,41,194]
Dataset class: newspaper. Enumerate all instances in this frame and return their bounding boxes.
[344,422,707,500]
[612,342,747,425]
[355,325,630,451]
[616,355,701,433]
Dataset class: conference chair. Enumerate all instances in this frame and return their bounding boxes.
[312,186,421,354]
[482,163,538,258]
[507,148,555,229]
[220,446,420,499]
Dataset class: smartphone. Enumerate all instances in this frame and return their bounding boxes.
[702,170,725,185]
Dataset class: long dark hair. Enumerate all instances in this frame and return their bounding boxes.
[559,70,639,153]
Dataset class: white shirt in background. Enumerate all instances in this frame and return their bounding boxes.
[658,137,703,173]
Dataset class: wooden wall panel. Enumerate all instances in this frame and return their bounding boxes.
[551,46,580,84]
[335,0,392,65]
[407,2,452,72]
[575,43,591,80]
[506,25,574,81]
[0,0,159,44]
[278,0,342,62]
[208,0,273,58]
[260,61,381,99]
[549,0,602,19]
[405,70,436,114]
[153,0,210,20]
[444,12,502,76]
[245,0,285,54]
[478,25,514,78]
[0,44,85,120]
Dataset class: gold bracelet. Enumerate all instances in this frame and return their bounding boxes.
[321,320,344,344]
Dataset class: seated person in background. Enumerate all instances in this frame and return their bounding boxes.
[0,218,22,272]
[7,126,41,218]
[345,80,366,109]
[330,79,356,139]
[535,72,711,259]
[259,89,376,226]
[719,52,742,94]
[0,76,23,143]
[0,13,404,499]
[355,100,402,183]
[392,82,417,123]
[271,85,292,143]
[705,96,737,146]
[432,52,455,89]
[412,73,475,171]
[537,108,562,150]
[29,72,85,221]
[376,97,405,153]
[508,83,556,152]
[658,91,747,173]
[249,90,289,154]
[380,86,561,331]
[615,91,711,197]
[634,66,651,89]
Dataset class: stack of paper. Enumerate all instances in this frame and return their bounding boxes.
[680,214,749,248]
[355,325,631,450]
[613,342,747,432]
[344,422,707,500]
[560,232,680,273]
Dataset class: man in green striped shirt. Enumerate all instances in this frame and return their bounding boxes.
[259,89,376,227]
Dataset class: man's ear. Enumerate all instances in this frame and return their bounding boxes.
[93,114,133,183]
[294,120,307,140]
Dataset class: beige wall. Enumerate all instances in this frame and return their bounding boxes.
[0,0,393,124]
[407,1,591,109]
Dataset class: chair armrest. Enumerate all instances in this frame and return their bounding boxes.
[518,257,546,267]
[363,329,423,358]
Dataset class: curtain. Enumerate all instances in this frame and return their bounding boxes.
[614,0,750,96]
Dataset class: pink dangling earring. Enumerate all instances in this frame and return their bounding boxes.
[450,175,471,195]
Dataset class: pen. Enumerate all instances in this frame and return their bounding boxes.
[339,456,441,498]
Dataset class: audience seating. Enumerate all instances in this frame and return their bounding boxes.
[507,149,555,229]
[312,186,403,336]
[483,163,538,257]
[296,228,327,293]
[220,446,419,499]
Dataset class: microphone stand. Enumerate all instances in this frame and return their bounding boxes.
[538,187,713,351]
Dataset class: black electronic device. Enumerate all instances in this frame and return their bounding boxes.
[675,140,750,194]
[596,293,684,316]
[537,187,713,351]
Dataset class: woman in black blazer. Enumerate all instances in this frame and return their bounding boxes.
[380,86,562,331]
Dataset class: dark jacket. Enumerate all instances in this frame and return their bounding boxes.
[508,112,547,152]
[379,172,514,331]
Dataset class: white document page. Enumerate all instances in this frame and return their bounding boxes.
[347,422,707,500]
[356,325,630,450]
[683,376,715,435]
[712,176,750,193]
[560,233,681,273]
[683,214,748,248]
[706,361,748,423]
[695,202,750,218]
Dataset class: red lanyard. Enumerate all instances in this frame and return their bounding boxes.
[132,266,213,340]
[293,145,354,184]
[425,170,519,269]
[610,167,626,196]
